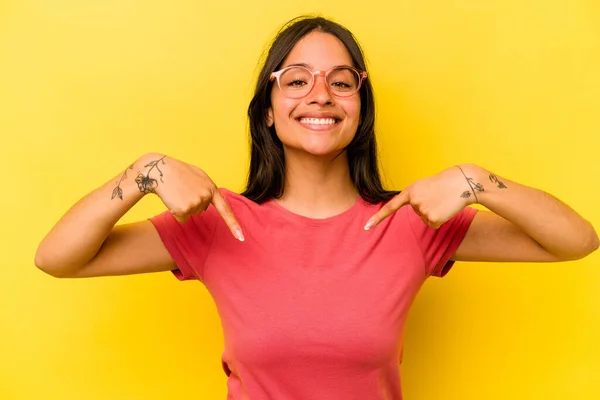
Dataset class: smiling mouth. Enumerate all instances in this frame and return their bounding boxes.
[296,117,341,129]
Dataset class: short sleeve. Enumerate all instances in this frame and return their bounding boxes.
[149,206,219,282]
[406,205,478,278]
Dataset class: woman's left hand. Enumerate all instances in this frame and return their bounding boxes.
[364,165,479,230]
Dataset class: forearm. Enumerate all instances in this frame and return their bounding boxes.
[35,153,161,275]
[460,164,599,260]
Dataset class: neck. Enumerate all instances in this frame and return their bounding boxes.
[277,148,360,218]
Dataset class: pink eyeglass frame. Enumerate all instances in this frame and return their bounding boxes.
[269,65,368,98]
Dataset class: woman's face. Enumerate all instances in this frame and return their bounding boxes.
[267,31,361,158]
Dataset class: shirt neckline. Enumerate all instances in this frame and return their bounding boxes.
[263,196,369,227]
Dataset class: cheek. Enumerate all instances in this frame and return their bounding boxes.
[275,99,297,118]
[270,94,296,124]
[342,100,362,124]
[270,103,297,143]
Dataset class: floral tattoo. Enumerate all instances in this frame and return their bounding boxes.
[460,176,484,200]
[455,168,508,202]
[456,165,484,202]
[111,163,134,201]
[135,156,166,194]
[489,173,507,189]
[112,156,166,200]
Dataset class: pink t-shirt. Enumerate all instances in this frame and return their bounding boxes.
[150,189,477,400]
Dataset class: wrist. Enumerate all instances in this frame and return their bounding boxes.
[132,153,167,196]
[105,153,168,212]
[456,163,487,205]
[457,164,509,206]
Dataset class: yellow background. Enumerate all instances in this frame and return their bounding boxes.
[1,0,599,399]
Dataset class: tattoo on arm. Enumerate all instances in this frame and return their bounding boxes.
[135,156,166,194]
[460,177,484,199]
[456,165,484,202]
[111,155,167,200]
[111,164,133,200]
[489,173,507,189]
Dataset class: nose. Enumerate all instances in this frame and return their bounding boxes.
[305,71,335,106]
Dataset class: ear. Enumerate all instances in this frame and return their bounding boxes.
[266,107,274,127]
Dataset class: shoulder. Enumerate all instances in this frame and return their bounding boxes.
[218,187,261,212]
[212,187,276,225]
[219,187,249,202]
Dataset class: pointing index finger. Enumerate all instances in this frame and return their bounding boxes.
[364,190,409,230]
[211,190,245,241]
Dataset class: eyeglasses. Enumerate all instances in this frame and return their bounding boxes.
[270,65,367,99]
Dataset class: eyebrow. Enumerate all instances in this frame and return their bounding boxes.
[281,62,354,70]
[283,62,312,69]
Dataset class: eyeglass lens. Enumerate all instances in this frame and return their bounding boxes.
[279,67,360,98]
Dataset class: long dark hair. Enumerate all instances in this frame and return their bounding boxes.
[242,15,399,204]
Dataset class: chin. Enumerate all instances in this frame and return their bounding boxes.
[297,139,350,157]
[302,147,342,157]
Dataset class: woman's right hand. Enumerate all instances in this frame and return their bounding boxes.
[142,153,245,241]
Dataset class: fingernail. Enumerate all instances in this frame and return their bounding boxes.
[364,220,374,230]
[235,229,245,242]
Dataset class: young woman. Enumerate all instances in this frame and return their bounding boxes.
[35,16,598,400]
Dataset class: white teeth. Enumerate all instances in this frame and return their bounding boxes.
[299,117,337,125]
